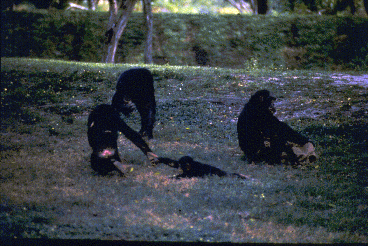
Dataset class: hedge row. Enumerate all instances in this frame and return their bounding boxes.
[2,11,368,69]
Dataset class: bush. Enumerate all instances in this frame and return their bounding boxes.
[1,11,367,70]
[282,16,368,70]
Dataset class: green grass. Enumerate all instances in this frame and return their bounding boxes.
[1,57,367,242]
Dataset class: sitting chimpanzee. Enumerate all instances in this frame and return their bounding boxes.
[112,68,156,139]
[87,104,158,176]
[237,90,317,165]
[158,156,247,179]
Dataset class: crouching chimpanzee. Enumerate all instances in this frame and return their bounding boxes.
[158,156,247,179]
[88,104,158,176]
[237,90,317,165]
[112,68,156,139]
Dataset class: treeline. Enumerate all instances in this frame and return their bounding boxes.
[2,11,368,70]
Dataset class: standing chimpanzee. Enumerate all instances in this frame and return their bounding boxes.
[88,104,158,176]
[158,156,247,179]
[112,68,156,139]
[237,90,317,165]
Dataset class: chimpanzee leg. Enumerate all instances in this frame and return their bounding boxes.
[277,122,309,146]
[146,106,156,139]
[91,153,116,175]
[268,121,310,164]
[137,103,155,139]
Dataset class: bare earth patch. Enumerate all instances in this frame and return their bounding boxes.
[330,74,368,88]
[275,74,368,121]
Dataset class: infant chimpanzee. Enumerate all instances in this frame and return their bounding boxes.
[112,68,156,139]
[237,90,317,165]
[158,156,247,179]
[87,104,158,175]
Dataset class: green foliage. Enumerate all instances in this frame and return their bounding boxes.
[152,0,231,13]
[282,16,368,70]
[2,11,368,70]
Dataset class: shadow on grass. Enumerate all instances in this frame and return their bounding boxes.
[305,121,368,186]
[277,121,368,235]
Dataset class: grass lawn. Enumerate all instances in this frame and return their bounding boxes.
[1,57,367,242]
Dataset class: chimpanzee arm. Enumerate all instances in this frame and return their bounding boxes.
[277,121,310,145]
[116,118,153,155]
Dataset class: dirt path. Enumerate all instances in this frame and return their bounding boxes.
[330,74,368,88]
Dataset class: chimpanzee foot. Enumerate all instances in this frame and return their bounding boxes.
[112,160,134,176]
[147,152,159,166]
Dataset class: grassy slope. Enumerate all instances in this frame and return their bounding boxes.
[1,58,367,242]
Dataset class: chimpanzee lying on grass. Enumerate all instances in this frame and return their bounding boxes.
[237,90,317,165]
[158,156,247,179]
[87,104,158,176]
[112,68,156,139]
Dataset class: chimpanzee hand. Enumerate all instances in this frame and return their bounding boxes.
[147,152,159,166]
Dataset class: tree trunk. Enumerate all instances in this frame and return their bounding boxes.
[225,0,253,13]
[257,0,268,14]
[107,0,118,26]
[88,0,99,10]
[104,0,138,63]
[250,0,258,14]
[105,34,120,63]
[143,0,153,64]
[226,0,244,13]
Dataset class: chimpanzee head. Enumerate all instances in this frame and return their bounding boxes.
[178,156,194,172]
[250,90,276,114]
[88,126,117,156]
[112,96,135,116]
[87,104,120,152]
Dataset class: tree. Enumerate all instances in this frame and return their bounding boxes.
[142,0,153,64]
[288,0,358,15]
[321,0,356,15]
[288,0,317,12]
[104,0,153,64]
[87,0,99,10]
[224,0,250,13]
[224,0,268,14]
[256,0,267,14]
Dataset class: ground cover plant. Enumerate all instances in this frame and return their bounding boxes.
[2,11,368,70]
[1,57,367,242]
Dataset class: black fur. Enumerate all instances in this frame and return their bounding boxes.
[192,45,208,66]
[112,68,156,139]
[237,90,310,164]
[158,156,246,179]
[87,104,154,175]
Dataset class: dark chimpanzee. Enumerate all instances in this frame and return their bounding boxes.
[158,156,247,179]
[237,90,317,165]
[192,45,209,66]
[112,68,156,139]
[87,104,158,176]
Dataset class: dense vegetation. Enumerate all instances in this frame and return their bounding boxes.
[1,58,367,242]
[2,11,368,70]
